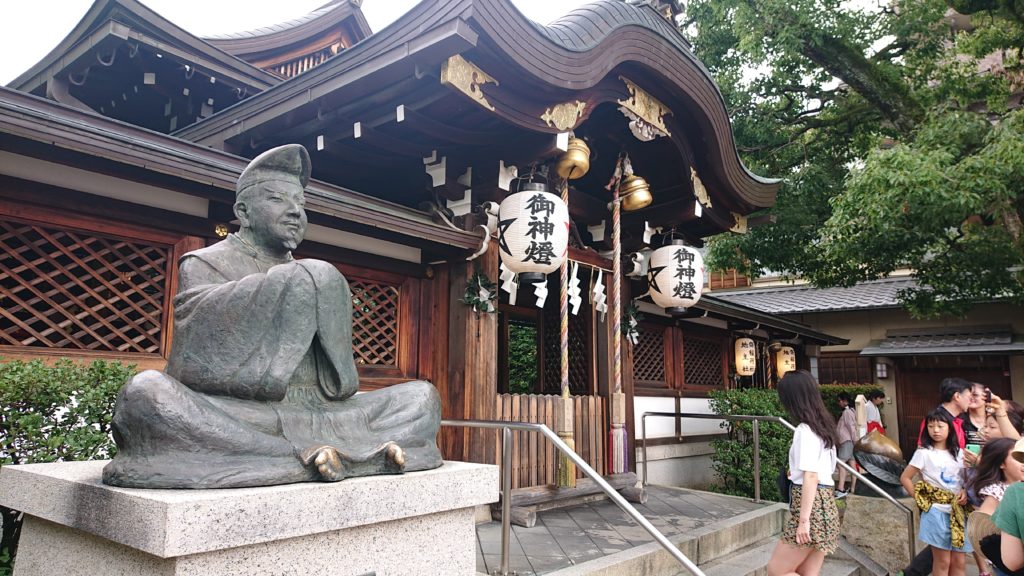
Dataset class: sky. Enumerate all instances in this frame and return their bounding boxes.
[0,0,591,85]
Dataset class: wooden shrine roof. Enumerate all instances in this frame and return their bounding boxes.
[9,0,279,93]
[0,86,480,257]
[176,0,779,240]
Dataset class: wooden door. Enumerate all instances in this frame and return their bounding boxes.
[895,355,1011,457]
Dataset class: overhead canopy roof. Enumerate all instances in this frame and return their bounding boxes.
[860,326,1024,356]
[695,296,849,346]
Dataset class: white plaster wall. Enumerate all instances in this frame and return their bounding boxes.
[633,396,726,489]
[0,151,209,217]
[633,396,724,439]
[636,440,719,488]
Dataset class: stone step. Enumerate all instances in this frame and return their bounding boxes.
[544,499,788,576]
[699,537,866,576]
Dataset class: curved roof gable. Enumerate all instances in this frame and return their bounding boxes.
[472,0,779,207]
[203,0,373,73]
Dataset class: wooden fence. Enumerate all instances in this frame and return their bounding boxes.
[495,393,607,489]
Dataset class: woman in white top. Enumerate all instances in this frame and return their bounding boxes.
[768,370,840,576]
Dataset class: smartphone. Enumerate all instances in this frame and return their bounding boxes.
[986,388,993,403]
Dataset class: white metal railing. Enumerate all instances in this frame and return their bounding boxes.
[442,418,706,576]
[639,411,916,560]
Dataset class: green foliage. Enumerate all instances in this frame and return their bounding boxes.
[506,319,538,394]
[707,384,880,502]
[707,389,790,502]
[686,0,1024,317]
[0,358,133,576]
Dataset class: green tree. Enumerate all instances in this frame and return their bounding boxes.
[686,0,1024,317]
[0,359,133,575]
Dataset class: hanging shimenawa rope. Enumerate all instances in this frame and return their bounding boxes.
[556,175,577,488]
[611,162,623,396]
[609,154,628,474]
[560,177,570,396]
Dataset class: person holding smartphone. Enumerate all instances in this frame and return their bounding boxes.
[966,383,990,450]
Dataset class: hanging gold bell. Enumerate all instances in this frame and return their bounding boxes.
[555,137,591,180]
[619,174,652,211]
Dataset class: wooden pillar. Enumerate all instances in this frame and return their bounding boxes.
[424,265,460,460]
[447,242,499,464]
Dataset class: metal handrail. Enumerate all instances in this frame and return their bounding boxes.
[442,418,706,576]
[640,411,916,561]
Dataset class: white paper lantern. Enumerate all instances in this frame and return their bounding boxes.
[647,240,704,314]
[497,182,569,283]
[776,346,797,377]
[735,337,757,377]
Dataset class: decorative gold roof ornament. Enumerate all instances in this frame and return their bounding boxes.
[691,166,712,208]
[616,76,671,141]
[541,100,587,130]
[440,54,499,111]
[730,213,748,234]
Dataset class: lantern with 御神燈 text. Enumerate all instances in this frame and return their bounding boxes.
[647,239,704,315]
[735,337,756,377]
[497,182,569,283]
[776,346,797,377]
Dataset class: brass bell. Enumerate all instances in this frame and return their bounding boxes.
[619,174,652,211]
[555,138,591,180]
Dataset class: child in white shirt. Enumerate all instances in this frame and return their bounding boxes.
[900,407,971,576]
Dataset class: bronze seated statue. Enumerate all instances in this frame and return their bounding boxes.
[102,144,443,489]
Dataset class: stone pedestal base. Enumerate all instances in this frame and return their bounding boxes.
[0,460,498,576]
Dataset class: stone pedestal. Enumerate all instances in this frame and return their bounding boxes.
[0,460,498,576]
[840,493,919,573]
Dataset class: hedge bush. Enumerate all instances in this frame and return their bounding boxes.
[0,358,134,575]
[707,383,883,503]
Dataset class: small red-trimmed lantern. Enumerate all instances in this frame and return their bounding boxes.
[735,337,757,377]
[497,182,570,284]
[647,239,704,315]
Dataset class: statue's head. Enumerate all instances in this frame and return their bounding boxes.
[234,144,311,255]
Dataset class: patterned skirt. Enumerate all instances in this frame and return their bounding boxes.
[781,484,841,554]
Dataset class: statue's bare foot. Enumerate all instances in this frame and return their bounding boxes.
[299,441,405,480]
[299,445,345,482]
[385,441,405,471]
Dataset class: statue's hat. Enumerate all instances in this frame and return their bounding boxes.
[236,144,311,197]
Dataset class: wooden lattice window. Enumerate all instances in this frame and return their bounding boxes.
[349,278,399,368]
[683,333,727,390]
[0,217,171,354]
[819,353,873,384]
[633,322,669,390]
[542,301,590,395]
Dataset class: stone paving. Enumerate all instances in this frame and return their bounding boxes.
[475,485,767,575]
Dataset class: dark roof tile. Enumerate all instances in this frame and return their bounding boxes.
[712,277,918,314]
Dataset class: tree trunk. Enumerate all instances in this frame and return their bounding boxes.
[1,506,23,574]
[798,28,922,136]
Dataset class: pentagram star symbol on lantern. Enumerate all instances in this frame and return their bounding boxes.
[497,217,516,256]
[648,265,667,294]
